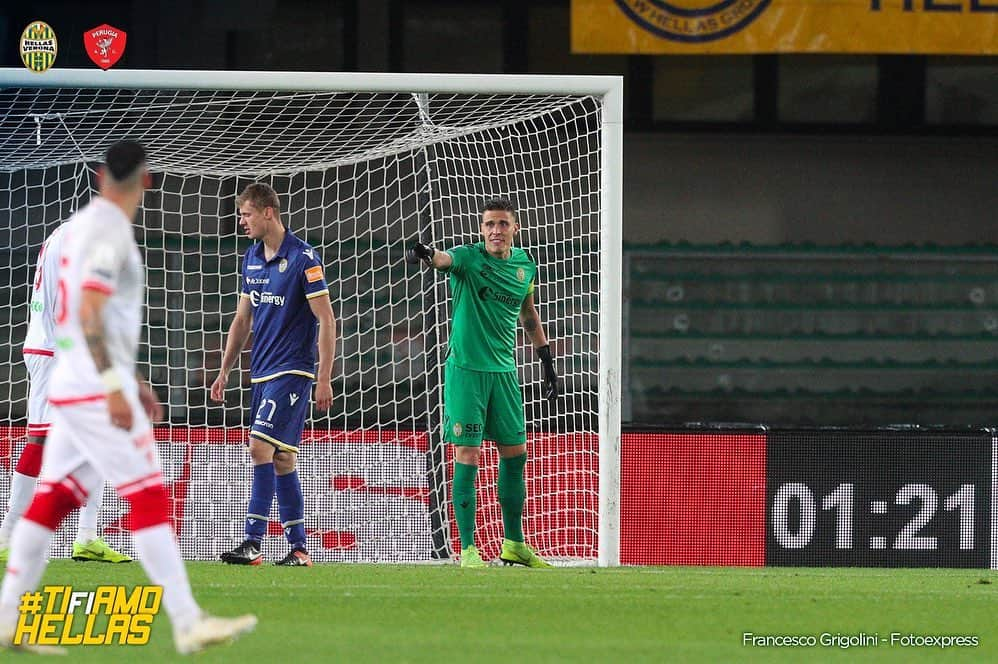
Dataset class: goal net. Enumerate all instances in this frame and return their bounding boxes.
[0,70,622,565]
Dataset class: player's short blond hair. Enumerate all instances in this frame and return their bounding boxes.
[236,183,281,214]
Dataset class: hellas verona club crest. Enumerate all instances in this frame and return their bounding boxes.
[20,21,57,74]
[453,423,463,438]
[279,258,288,273]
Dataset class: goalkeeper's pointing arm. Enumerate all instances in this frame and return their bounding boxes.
[405,241,452,270]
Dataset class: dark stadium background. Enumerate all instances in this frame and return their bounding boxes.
[2,1,997,428]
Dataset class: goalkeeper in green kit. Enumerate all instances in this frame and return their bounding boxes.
[407,199,559,569]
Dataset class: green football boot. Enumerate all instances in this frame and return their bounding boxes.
[72,537,132,563]
[460,545,486,569]
[499,539,553,568]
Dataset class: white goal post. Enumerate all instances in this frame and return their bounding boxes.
[0,68,622,566]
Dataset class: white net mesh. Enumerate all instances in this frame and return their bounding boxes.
[0,84,603,563]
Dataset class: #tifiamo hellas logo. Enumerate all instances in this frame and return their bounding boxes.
[614,0,772,43]
[12,585,162,647]
[19,21,57,73]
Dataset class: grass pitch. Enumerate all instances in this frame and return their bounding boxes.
[15,561,997,662]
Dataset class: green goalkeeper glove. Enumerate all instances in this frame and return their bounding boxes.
[406,241,435,265]
[537,345,560,404]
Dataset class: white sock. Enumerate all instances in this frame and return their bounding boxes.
[131,524,200,632]
[0,473,38,545]
[0,520,54,632]
[76,483,104,543]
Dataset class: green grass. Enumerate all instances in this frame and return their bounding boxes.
[12,562,998,662]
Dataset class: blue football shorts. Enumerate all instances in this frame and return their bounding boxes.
[249,373,313,453]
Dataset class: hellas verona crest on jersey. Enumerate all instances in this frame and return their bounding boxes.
[278,258,288,273]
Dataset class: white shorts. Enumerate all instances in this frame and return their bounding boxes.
[24,352,53,436]
[41,394,162,502]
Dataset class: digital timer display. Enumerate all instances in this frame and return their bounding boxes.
[765,430,991,567]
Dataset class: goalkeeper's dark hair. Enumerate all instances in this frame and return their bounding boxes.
[104,140,147,184]
[237,183,281,215]
[481,197,517,219]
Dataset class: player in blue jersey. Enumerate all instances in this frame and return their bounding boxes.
[211,183,337,567]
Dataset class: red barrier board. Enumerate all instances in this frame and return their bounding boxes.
[1,427,766,565]
[621,432,766,565]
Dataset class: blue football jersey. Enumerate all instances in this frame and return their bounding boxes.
[240,230,329,383]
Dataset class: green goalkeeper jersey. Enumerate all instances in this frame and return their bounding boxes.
[444,242,537,372]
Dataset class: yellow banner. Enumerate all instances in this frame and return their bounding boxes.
[572,0,998,54]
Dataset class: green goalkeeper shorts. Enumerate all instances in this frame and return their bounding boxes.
[443,362,526,447]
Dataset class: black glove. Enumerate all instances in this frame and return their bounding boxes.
[537,345,560,404]
[405,241,435,265]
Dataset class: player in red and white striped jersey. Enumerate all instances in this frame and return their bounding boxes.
[0,223,131,564]
[0,141,256,655]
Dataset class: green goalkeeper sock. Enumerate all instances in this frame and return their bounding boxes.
[452,462,478,549]
[498,453,527,543]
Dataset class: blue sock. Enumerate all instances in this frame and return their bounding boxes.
[276,470,307,551]
[245,463,275,543]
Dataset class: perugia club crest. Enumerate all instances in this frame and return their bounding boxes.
[84,24,126,70]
